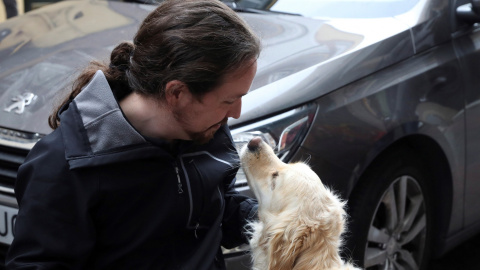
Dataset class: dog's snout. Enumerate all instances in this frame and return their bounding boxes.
[247,137,262,151]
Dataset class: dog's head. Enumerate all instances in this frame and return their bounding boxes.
[240,137,335,215]
[239,136,287,211]
[240,137,349,270]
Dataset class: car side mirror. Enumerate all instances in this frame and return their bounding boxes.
[457,0,480,23]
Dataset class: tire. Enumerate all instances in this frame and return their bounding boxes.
[345,150,433,270]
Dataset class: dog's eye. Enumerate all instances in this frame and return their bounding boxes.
[272,171,279,178]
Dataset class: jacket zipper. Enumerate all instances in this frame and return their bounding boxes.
[177,152,231,239]
[191,160,204,239]
[194,222,199,239]
[174,165,183,194]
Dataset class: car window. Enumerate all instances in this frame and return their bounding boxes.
[230,0,421,18]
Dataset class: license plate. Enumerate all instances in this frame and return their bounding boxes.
[0,204,17,245]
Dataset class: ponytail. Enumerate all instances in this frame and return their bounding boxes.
[48,42,134,130]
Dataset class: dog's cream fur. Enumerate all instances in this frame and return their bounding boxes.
[240,138,361,270]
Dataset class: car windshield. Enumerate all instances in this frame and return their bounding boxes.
[222,0,420,18]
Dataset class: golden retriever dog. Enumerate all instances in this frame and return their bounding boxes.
[240,137,361,270]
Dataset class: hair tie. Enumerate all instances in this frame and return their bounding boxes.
[109,62,129,71]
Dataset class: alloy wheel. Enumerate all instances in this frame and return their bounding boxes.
[364,175,427,270]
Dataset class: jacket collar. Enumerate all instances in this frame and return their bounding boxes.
[59,70,171,169]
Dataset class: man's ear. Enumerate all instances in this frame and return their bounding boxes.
[165,80,191,108]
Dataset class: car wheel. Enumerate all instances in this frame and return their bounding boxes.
[346,151,433,270]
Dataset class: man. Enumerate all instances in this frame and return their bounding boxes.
[6,0,260,269]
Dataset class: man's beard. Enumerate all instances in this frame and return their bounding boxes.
[173,110,228,145]
[189,120,227,144]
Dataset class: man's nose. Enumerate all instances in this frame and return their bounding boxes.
[228,99,242,119]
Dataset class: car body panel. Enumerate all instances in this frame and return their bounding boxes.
[393,0,451,53]
[454,25,480,228]
[229,25,414,127]
[296,41,465,238]
[0,0,147,135]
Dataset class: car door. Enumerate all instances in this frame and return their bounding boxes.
[453,0,480,228]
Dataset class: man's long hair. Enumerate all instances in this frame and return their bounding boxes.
[49,0,261,129]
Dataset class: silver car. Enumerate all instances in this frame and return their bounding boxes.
[1,0,480,269]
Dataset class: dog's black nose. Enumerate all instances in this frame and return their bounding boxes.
[247,137,262,151]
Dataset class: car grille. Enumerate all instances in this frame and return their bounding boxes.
[0,129,40,266]
[0,144,28,194]
[0,128,40,196]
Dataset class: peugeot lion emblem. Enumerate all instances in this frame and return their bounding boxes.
[4,92,37,114]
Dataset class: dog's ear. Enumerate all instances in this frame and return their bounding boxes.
[268,219,344,270]
[267,218,313,270]
[268,230,304,270]
[270,171,279,190]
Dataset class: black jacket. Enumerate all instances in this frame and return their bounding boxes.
[6,71,257,270]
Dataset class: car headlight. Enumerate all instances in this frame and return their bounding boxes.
[230,103,317,189]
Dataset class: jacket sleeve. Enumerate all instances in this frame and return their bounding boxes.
[6,130,97,270]
[221,178,258,249]
[220,126,258,249]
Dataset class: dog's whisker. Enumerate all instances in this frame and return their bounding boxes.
[303,154,312,165]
